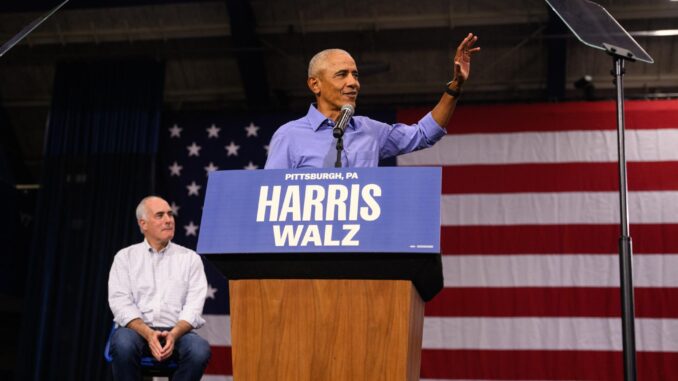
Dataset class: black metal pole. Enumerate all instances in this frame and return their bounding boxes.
[334,136,344,168]
[613,56,637,381]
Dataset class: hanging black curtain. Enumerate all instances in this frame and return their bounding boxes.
[15,60,164,381]
[0,100,20,297]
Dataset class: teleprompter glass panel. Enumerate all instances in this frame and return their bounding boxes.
[545,0,653,63]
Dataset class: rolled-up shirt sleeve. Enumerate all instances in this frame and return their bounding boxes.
[108,252,143,327]
[380,111,446,158]
[178,255,208,329]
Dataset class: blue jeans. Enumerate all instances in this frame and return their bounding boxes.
[110,327,211,381]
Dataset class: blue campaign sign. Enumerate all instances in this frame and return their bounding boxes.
[197,167,441,254]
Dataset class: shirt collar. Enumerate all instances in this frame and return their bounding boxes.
[143,238,172,254]
[306,103,356,132]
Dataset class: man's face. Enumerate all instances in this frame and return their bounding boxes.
[310,51,360,112]
[139,197,175,245]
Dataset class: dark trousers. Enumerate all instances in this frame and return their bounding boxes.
[110,327,211,381]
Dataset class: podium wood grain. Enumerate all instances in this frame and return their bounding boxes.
[229,279,425,381]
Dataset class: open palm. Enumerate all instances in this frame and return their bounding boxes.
[454,33,480,85]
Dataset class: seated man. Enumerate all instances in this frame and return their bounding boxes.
[108,195,210,381]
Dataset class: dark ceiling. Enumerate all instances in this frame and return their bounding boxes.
[0,0,198,13]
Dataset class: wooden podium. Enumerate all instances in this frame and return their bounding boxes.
[204,252,442,381]
[229,279,424,381]
[198,167,443,381]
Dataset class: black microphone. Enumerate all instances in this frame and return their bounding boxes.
[332,104,354,138]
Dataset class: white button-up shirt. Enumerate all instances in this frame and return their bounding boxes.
[108,240,207,329]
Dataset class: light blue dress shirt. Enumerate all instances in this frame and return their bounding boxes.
[264,104,446,168]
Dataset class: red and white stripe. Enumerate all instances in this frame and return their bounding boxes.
[399,100,678,381]
[196,315,231,380]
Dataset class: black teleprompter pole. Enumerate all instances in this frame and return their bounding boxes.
[0,0,70,58]
[543,2,653,379]
[611,54,637,381]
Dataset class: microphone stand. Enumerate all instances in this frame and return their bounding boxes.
[331,104,354,168]
[334,136,344,168]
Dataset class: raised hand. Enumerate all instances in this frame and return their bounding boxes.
[453,33,480,85]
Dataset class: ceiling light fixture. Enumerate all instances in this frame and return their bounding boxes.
[631,29,678,37]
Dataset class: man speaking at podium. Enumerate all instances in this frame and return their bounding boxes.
[265,33,479,169]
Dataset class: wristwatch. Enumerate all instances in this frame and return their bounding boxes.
[445,80,462,98]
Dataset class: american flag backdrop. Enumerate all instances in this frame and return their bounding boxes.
[157,110,286,380]
[158,100,678,380]
[398,100,678,381]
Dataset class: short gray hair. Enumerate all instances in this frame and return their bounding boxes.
[135,195,161,221]
[308,48,353,77]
